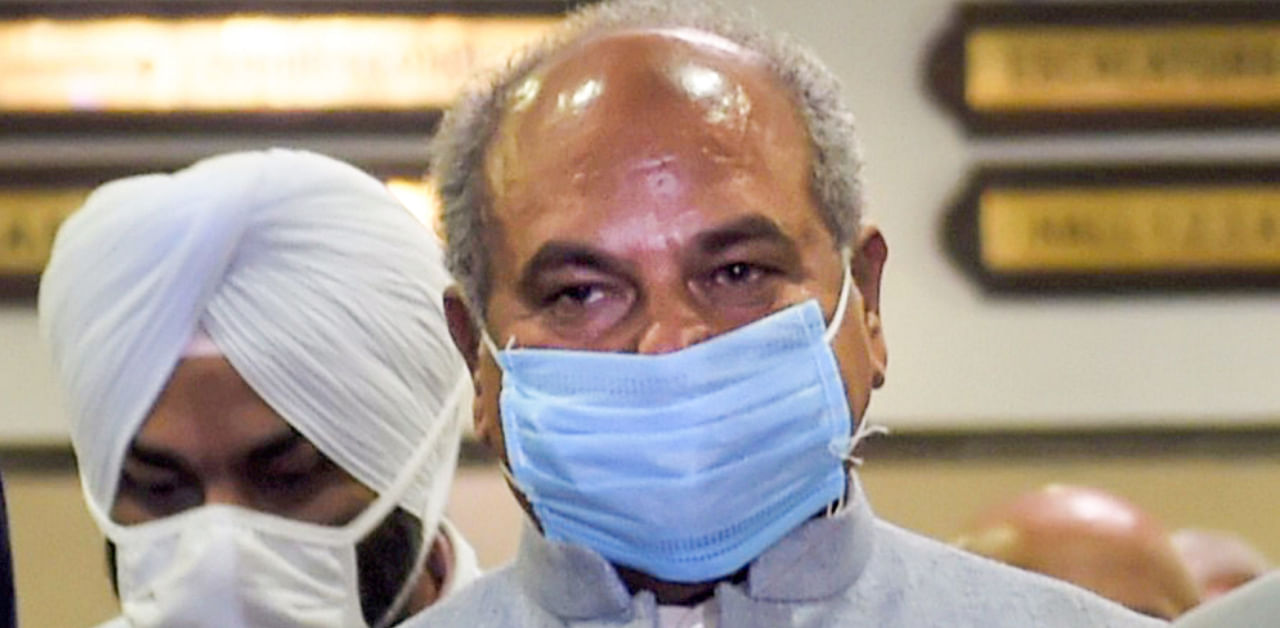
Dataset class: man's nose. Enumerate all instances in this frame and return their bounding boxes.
[634,296,712,355]
[203,482,252,509]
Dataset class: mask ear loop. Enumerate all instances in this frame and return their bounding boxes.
[478,328,533,507]
[339,377,469,543]
[825,418,890,517]
[496,460,524,495]
[821,247,889,516]
[822,247,854,344]
[479,327,517,367]
[371,375,471,628]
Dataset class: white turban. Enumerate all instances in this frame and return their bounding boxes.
[38,149,467,533]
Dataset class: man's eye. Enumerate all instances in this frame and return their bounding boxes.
[539,281,632,336]
[118,471,200,515]
[546,284,606,310]
[703,261,782,312]
[711,262,765,286]
[255,472,316,494]
[255,456,331,495]
[125,476,178,497]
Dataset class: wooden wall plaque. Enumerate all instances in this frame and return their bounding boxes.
[0,1,570,134]
[927,2,1280,134]
[943,163,1280,292]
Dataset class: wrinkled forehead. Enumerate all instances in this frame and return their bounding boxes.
[486,27,805,189]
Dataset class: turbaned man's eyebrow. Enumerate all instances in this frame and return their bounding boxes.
[124,441,187,471]
[694,214,800,259]
[244,430,310,466]
[127,427,305,470]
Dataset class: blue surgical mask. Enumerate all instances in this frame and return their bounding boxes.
[482,251,879,583]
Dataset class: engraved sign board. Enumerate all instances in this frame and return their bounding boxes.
[927,2,1280,134]
[944,164,1280,292]
[0,4,561,133]
[0,165,439,299]
[0,188,85,297]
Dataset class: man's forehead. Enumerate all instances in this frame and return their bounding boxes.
[552,26,763,68]
[486,26,803,192]
[496,26,783,138]
[476,23,824,276]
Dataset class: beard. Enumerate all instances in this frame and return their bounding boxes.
[355,508,425,625]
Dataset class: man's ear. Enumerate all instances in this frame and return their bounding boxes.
[852,224,888,387]
[445,286,506,456]
[443,285,480,374]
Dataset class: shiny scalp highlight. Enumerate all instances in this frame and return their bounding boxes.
[430,0,866,314]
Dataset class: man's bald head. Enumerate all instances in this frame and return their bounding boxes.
[955,485,1200,619]
[432,0,863,313]
[485,28,813,257]
[1172,528,1272,601]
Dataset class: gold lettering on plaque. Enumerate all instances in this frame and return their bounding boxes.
[0,190,85,275]
[0,15,556,112]
[967,25,1280,111]
[980,186,1280,272]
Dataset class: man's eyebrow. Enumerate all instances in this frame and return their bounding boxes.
[245,430,310,465]
[127,429,307,470]
[124,442,186,471]
[694,214,797,257]
[519,242,632,288]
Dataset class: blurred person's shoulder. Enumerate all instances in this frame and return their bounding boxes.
[865,519,1168,627]
[1173,571,1280,628]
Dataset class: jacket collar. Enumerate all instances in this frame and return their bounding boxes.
[513,476,877,620]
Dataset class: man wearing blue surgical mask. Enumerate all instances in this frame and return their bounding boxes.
[411,0,1165,626]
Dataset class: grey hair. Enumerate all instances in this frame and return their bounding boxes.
[430,0,865,314]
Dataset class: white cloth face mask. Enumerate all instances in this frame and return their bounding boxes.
[113,505,368,628]
[91,376,469,628]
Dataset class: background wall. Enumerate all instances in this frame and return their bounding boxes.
[3,0,1279,443]
[781,0,1279,428]
[1,0,1277,626]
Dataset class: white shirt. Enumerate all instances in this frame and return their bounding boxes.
[656,600,718,628]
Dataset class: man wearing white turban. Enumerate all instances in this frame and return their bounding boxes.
[38,149,479,628]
